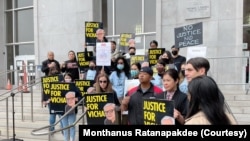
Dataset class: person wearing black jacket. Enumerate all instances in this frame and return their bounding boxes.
[155,69,188,125]
[41,51,62,132]
[41,51,61,76]
[61,50,80,81]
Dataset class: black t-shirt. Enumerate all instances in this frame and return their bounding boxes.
[173,55,186,72]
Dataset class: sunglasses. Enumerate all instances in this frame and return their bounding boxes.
[99,80,107,83]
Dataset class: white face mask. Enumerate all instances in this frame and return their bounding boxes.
[65,79,72,82]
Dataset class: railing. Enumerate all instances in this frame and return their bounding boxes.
[31,97,86,141]
[206,56,250,94]
[0,77,40,140]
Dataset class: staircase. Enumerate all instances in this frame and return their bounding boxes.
[0,86,249,140]
[221,89,250,124]
[0,89,83,141]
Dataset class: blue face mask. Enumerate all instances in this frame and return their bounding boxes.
[130,70,139,78]
[117,64,124,70]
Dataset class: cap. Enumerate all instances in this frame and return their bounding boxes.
[140,67,153,76]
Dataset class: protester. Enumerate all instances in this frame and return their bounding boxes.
[185,76,237,125]
[82,60,98,81]
[149,40,158,48]
[155,69,188,125]
[185,57,210,83]
[178,62,188,94]
[171,45,186,72]
[121,67,163,125]
[151,59,166,89]
[94,73,120,106]
[41,51,61,76]
[61,73,82,141]
[41,51,62,132]
[61,50,80,81]
[129,62,141,79]
[109,56,130,103]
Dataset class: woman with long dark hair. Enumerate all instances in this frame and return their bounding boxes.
[61,50,80,81]
[109,56,130,103]
[185,76,237,125]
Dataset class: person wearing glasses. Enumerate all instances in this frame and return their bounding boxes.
[92,73,120,107]
[103,103,119,125]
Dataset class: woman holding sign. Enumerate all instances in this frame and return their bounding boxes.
[93,73,120,107]
[61,73,82,141]
[156,69,188,125]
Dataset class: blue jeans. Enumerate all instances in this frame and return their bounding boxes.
[61,113,76,141]
[48,104,63,131]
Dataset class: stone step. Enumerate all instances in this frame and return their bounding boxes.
[0,127,67,141]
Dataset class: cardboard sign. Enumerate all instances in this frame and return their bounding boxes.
[124,79,140,97]
[186,46,207,61]
[175,22,203,48]
[75,80,95,97]
[49,82,76,115]
[85,21,103,46]
[143,98,174,125]
[148,48,165,66]
[77,51,93,72]
[41,74,63,99]
[130,55,145,65]
[96,42,111,66]
[119,33,135,53]
[84,93,115,125]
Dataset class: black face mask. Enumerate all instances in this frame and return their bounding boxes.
[129,53,135,56]
[162,58,169,64]
[181,70,185,76]
[172,51,178,56]
[89,66,95,70]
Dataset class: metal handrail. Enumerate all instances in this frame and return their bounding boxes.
[207,56,250,94]
[31,97,86,141]
[0,76,41,139]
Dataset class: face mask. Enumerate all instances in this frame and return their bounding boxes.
[157,67,165,73]
[117,64,124,70]
[89,66,95,70]
[181,70,185,76]
[130,70,139,78]
[162,58,169,64]
[65,79,72,82]
[129,52,135,56]
[172,50,178,56]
